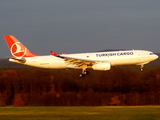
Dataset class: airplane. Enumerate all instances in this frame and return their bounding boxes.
[4,35,159,77]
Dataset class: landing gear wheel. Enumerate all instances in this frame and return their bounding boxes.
[79,71,89,77]
[83,70,89,75]
[79,73,84,77]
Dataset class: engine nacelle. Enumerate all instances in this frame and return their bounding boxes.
[92,62,111,71]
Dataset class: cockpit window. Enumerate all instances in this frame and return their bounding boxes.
[150,53,154,55]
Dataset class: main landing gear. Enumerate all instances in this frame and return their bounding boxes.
[79,69,89,77]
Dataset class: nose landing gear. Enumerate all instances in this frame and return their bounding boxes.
[140,64,144,71]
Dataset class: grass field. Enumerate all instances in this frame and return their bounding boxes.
[0,106,160,120]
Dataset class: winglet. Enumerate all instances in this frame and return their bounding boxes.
[50,51,59,56]
[62,52,66,54]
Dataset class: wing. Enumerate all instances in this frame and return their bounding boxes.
[50,51,100,67]
[62,56,96,67]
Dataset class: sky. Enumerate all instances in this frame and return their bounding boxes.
[0,0,160,58]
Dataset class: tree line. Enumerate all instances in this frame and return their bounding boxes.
[0,65,160,106]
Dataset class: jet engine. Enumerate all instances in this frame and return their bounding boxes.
[92,62,111,71]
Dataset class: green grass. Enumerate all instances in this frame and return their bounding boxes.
[0,106,160,120]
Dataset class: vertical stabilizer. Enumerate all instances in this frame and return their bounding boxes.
[4,35,38,58]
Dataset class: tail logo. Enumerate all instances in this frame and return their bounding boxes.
[10,42,27,58]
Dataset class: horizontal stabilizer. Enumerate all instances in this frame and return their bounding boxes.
[9,57,26,63]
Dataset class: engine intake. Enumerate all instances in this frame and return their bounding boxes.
[92,62,111,71]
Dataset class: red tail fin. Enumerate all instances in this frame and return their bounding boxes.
[4,35,38,58]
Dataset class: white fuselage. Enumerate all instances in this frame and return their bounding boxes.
[9,50,158,70]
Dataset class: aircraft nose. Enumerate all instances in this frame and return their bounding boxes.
[154,54,159,60]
